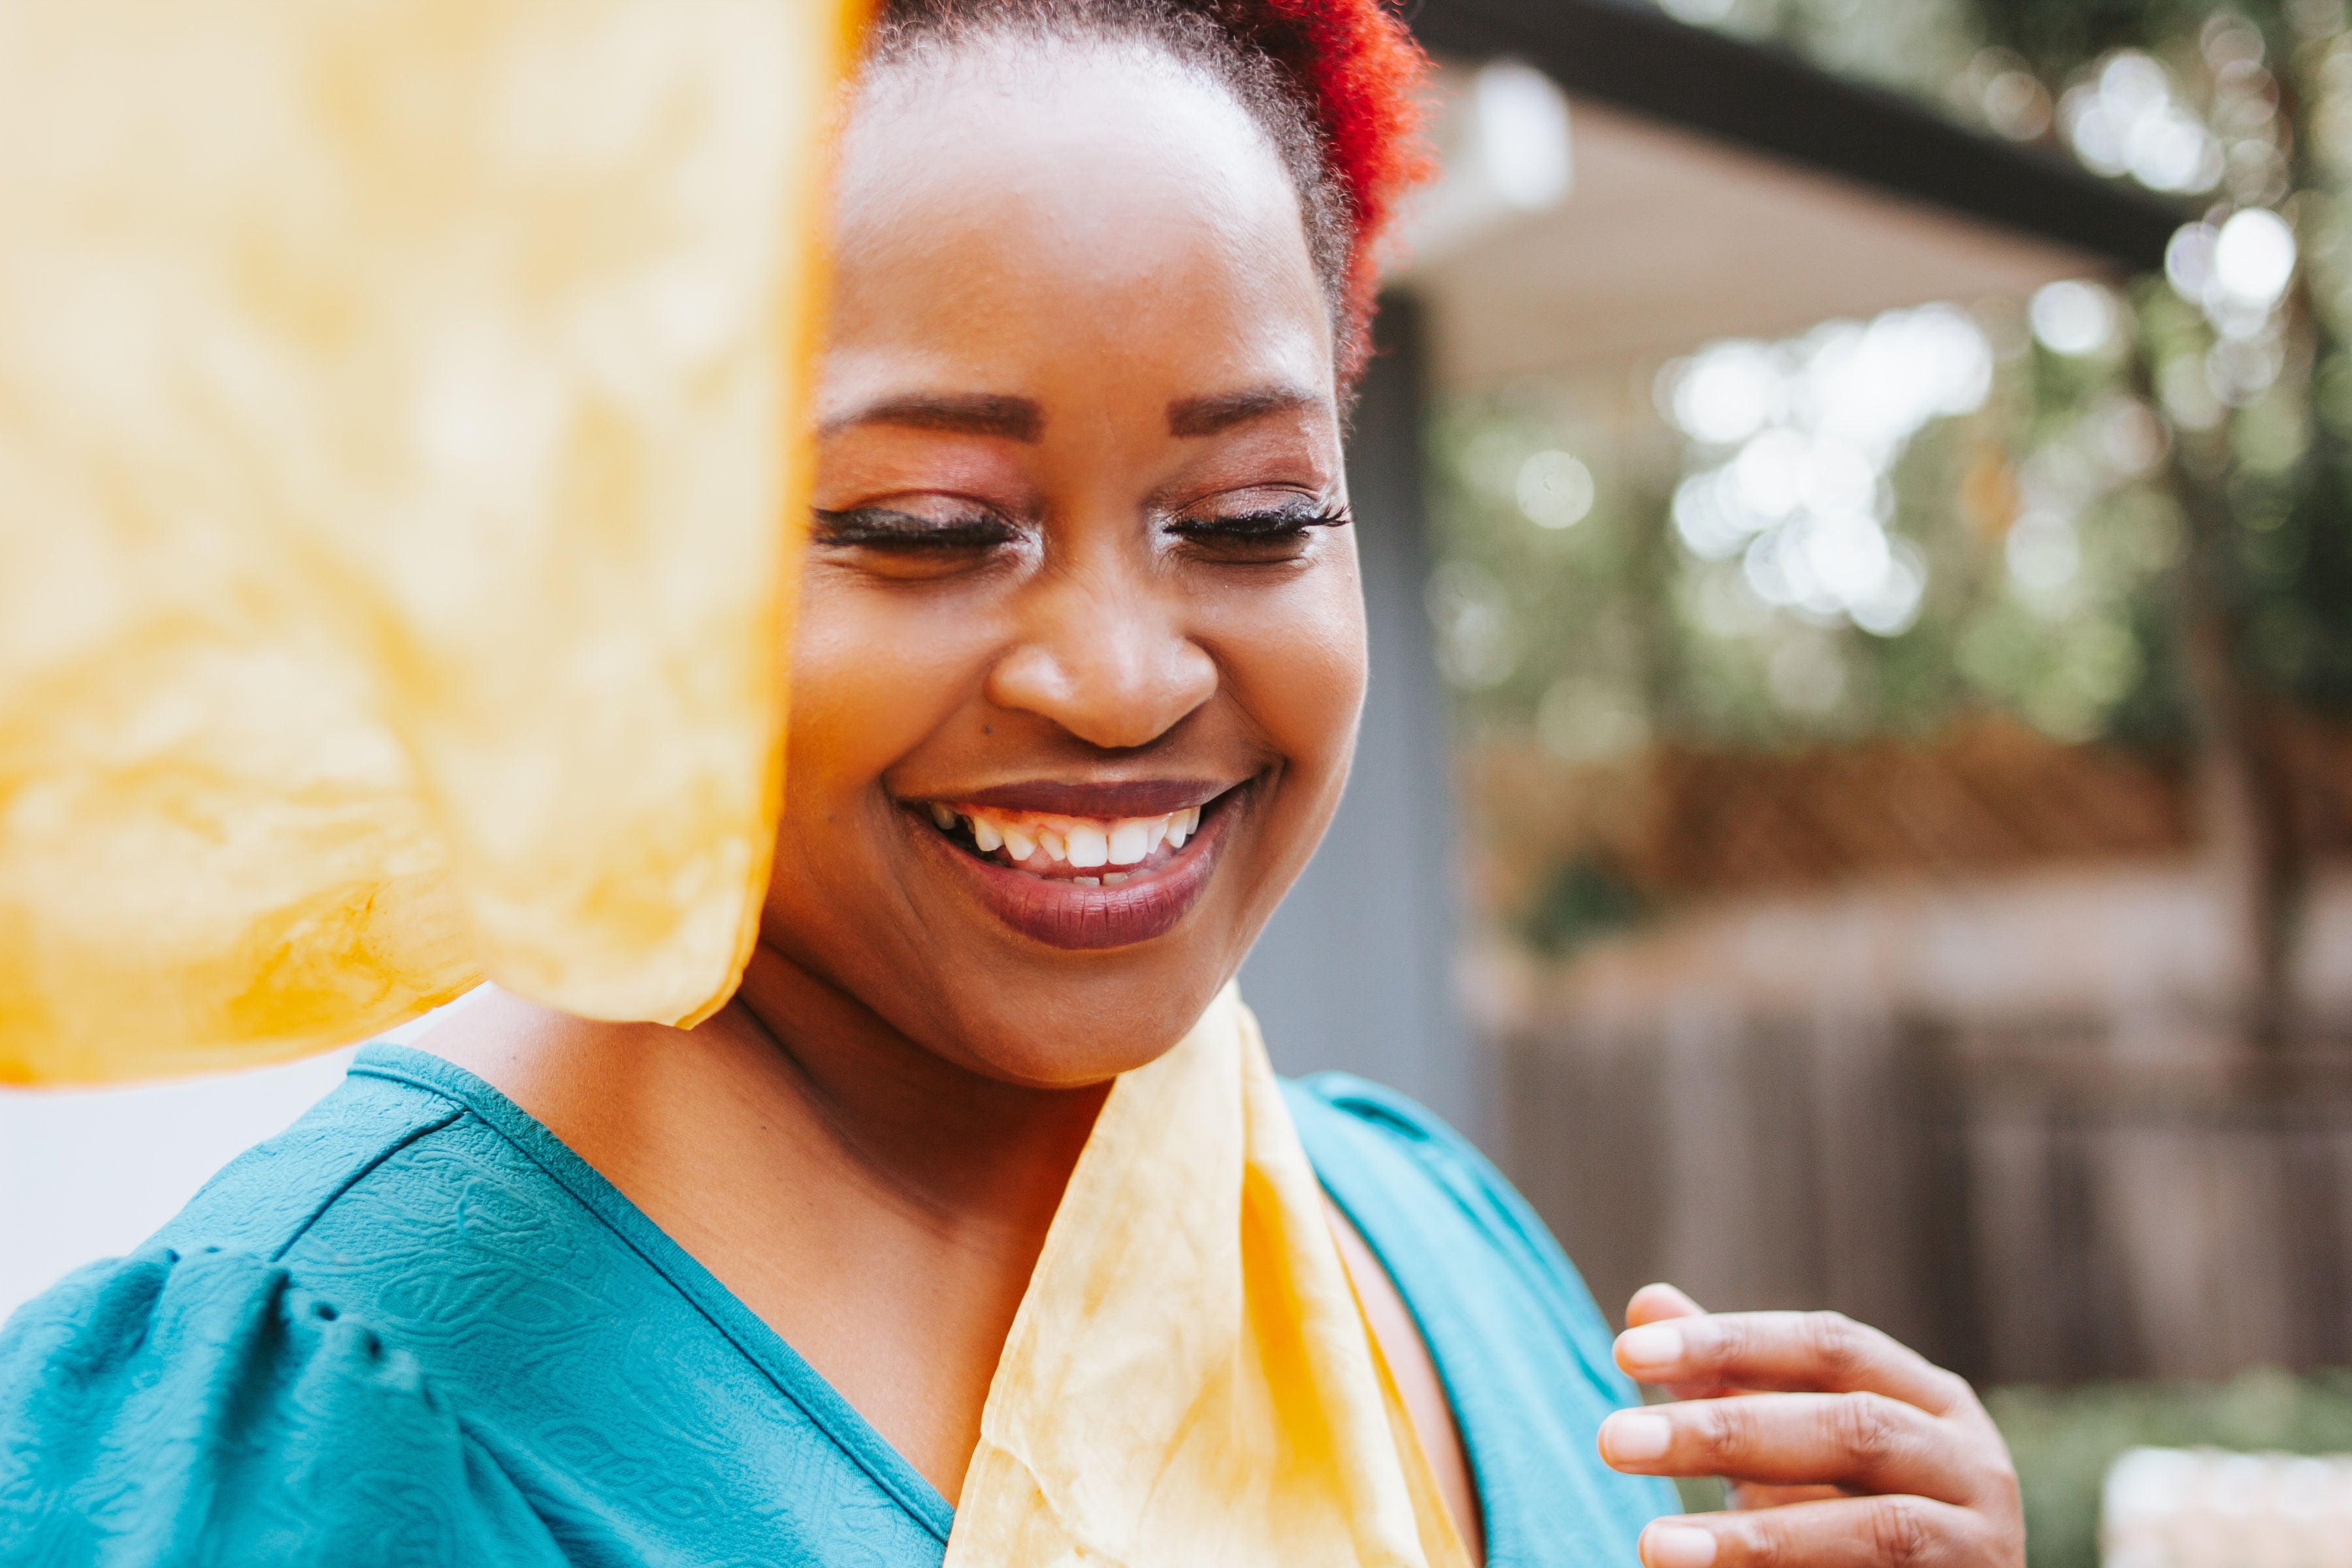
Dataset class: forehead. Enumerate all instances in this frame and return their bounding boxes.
[823,40,1334,414]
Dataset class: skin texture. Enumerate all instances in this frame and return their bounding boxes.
[772,37,1361,1083]
[427,39,1490,1535]
[425,31,2021,1568]
[1602,1285,2026,1568]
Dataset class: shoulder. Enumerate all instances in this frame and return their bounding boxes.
[0,1242,562,1567]
[1282,1071,1620,1363]
[149,1044,592,1288]
[0,1048,572,1565]
[148,1054,470,1260]
[1284,1073,1677,1559]
[2,1045,948,1564]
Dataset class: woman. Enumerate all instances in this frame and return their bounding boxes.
[0,0,2025,1563]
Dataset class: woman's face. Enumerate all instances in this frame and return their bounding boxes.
[759,41,1365,1087]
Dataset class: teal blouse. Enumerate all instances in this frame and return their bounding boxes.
[0,1045,1670,1566]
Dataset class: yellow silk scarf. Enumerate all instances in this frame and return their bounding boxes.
[951,985,1474,1568]
[1,12,1471,1567]
[0,0,858,1084]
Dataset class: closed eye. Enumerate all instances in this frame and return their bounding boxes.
[812,506,1021,550]
[1164,502,1351,542]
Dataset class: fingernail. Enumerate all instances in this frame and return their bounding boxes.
[1617,1323,1684,1372]
[1643,1526,1719,1568]
[1600,1410,1672,1463]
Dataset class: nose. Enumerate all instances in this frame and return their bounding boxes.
[987,563,1217,751]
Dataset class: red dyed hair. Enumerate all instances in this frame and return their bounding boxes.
[868,0,1434,386]
[1194,0,1434,380]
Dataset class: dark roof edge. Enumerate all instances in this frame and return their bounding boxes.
[1408,0,2192,274]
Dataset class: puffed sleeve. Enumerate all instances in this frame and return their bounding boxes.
[0,1245,566,1568]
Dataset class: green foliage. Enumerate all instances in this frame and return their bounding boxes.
[1625,0,2352,729]
[1654,0,1982,98]
[1423,391,1676,753]
[1654,1369,2352,1568]
[1968,0,2242,78]
[1986,1367,2352,1568]
[1423,314,2198,760]
[1517,857,1649,956]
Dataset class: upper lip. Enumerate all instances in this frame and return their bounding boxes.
[916,777,1241,819]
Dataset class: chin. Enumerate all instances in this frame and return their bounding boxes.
[760,770,1322,1086]
[929,959,1241,1090]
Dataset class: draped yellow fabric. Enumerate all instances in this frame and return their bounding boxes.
[950,985,1475,1568]
[0,0,861,1085]
[1,14,1469,1563]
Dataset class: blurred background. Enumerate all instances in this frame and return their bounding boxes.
[10,0,2352,1563]
[1233,0,2352,1561]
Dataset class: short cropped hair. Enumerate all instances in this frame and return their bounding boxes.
[864,0,1433,387]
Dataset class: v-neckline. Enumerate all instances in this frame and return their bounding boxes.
[1296,1090,1511,1568]
[352,1042,1503,1561]
[351,1043,958,1542]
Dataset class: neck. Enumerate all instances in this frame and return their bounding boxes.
[419,948,1109,1500]
[723,940,1111,1247]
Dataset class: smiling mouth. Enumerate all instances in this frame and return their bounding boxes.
[918,796,1215,885]
[904,783,1246,949]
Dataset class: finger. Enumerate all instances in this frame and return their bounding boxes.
[1614,1310,1971,1414]
[1731,1482,1848,1509]
[1638,1496,1989,1568]
[1599,1392,1984,1504]
[1621,1284,1749,1401]
[1627,1282,1708,1329]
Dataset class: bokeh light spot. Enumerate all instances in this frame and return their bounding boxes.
[2030,280,2119,357]
[1515,449,1594,529]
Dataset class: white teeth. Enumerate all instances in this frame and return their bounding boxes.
[1106,820,1151,866]
[1102,872,1128,886]
[1064,823,1108,868]
[928,802,955,830]
[1073,875,1100,887]
[956,801,1213,873]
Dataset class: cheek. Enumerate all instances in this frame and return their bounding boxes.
[781,572,985,814]
[1209,556,1367,796]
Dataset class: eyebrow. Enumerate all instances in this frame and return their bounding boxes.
[821,393,1043,442]
[1166,385,1323,438]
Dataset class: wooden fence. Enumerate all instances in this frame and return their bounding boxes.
[1463,711,2352,915]
[1490,943,2352,1386]
[1463,710,2352,1384]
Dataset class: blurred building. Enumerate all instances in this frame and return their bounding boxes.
[2102,1446,2352,1568]
[1250,0,2179,1124]
[1248,0,2352,1386]
[8,3,2347,1392]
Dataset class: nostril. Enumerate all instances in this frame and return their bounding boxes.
[985,608,1218,753]
[314,1303,338,1321]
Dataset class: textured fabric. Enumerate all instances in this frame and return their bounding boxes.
[1284,1073,1682,1567]
[947,987,1467,1568]
[0,0,856,1085]
[0,1040,1667,1566]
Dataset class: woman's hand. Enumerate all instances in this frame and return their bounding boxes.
[1597,1284,2024,1568]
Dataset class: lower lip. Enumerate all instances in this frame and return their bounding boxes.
[907,789,1242,951]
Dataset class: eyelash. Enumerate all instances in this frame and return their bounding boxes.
[1165,503,1352,542]
[809,500,1351,550]
[811,508,1019,549]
